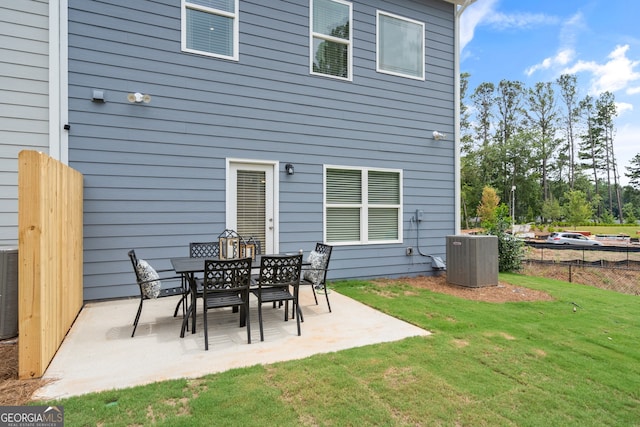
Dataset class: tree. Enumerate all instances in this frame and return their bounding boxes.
[460,72,473,153]
[470,82,497,188]
[578,95,605,218]
[459,74,625,232]
[595,92,622,222]
[526,81,558,202]
[625,154,640,190]
[623,203,637,225]
[477,186,500,229]
[460,72,479,228]
[557,74,580,189]
[563,190,593,228]
[494,80,525,203]
[541,197,562,223]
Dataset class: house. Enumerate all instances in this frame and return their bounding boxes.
[2,0,473,300]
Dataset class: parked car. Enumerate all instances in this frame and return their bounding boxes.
[546,232,603,246]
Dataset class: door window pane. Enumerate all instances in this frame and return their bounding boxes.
[237,170,266,248]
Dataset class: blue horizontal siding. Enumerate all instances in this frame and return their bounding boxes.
[69,0,456,300]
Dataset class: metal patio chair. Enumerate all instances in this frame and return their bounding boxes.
[202,257,252,350]
[128,249,185,337]
[297,243,333,319]
[251,254,303,341]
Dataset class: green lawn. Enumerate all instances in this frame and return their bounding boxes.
[40,274,640,426]
[560,224,640,236]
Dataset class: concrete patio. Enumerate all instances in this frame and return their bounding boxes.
[35,288,430,400]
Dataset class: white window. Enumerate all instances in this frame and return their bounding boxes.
[377,11,425,80]
[182,0,239,61]
[325,166,402,245]
[310,0,353,80]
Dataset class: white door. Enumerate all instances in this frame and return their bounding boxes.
[227,161,278,254]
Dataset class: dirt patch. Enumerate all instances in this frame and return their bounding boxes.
[373,274,554,303]
[0,339,49,406]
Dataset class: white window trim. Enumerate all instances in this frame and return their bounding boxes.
[376,10,425,81]
[181,0,239,61]
[323,165,403,245]
[309,0,353,81]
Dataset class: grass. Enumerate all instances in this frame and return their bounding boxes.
[560,225,640,236]
[38,274,640,426]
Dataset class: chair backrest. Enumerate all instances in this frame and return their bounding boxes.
[203,257,252,292]
[190,241,220,258]
[314,243,333,284]
[128,249,141,282]
[258,254,303,287]
[128,249,162,299]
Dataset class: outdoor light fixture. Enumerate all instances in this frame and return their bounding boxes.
[127,92,151,103]
[285,163,295,175]
[432,131,447,141]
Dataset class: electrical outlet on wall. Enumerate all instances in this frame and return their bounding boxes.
[406,247,413,256]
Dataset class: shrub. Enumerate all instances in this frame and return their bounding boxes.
[483,204,525,272]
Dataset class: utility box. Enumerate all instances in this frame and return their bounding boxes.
[0,247,18,339]
[446,235,498,288]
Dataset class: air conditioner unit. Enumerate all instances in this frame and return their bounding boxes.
[446,236,498,288]
[0,247,18,339]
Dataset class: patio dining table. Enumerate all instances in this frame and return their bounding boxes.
[171,254,308,338]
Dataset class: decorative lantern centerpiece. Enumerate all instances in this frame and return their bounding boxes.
[218,229,243,259]
[242,236,260,260]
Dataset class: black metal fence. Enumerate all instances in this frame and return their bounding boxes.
[522,243,640,295]
[524,242,640,267]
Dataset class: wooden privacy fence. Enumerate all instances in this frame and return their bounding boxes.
[18,150,84,379]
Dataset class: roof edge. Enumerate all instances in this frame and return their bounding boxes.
[442,0,477,8]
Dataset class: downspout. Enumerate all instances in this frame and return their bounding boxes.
[417,0,474,271]
[452,0,475,234]
[49,0,69,165]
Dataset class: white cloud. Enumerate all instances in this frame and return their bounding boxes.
[460,0,558,53]
[616,102,634,116]
[460,0,498,52]
[627,86,640,95]
[525,48,575,76]
[485,11,559,30]
[558,12,585,50]
[525,12,583,77]
[562,44,640,94]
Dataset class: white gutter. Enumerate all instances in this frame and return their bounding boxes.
[448,0,475,234]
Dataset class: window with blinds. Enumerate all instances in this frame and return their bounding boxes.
[236,170,266,249]
[310,0,352,80]
[182,0,238,60]
[325,167,402,244]
[377,11,425,80]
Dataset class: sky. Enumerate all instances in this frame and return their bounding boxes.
[459,0,640,186]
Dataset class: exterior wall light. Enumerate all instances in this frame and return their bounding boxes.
[285,163,295,175]
[127,92,151,103]
[432,131,447,141]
